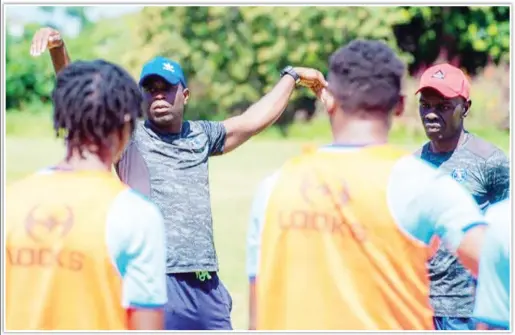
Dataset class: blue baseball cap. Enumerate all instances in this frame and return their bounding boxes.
[139,56,187,88]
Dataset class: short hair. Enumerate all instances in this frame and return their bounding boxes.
[328,39,405,114]
[52,60,143,156]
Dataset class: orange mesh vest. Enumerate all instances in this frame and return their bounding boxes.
[257,145,434,330]
[6,171,128,330]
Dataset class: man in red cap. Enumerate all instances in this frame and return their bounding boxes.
[415,63,510,330]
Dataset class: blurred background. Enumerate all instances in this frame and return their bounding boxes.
[5,5,511,329]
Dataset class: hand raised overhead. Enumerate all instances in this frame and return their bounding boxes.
[30,27,63,57]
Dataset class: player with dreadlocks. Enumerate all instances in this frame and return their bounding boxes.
[6,60,167,330]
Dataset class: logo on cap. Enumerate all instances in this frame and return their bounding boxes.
[163,62,175,73]
[432,70,445,80]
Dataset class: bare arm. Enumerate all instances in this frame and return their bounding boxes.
[30,27,71,74]
[456,225,486,276]
[48,44,71,74]
[248,281,257,330]
[127,309,164,330]
[222,76,295,153]
[476,322,506,331]
[222,67,326,154]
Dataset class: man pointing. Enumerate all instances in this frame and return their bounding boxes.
[31,26,327,330]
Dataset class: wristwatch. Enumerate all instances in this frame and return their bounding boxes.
[280,66,300,84]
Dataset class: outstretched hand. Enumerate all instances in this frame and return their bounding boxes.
[30,27,63,57]
[293,67,332,105]
[293,67,328,89]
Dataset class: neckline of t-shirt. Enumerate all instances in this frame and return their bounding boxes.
[144,120,185,140]
[426,131,471,156]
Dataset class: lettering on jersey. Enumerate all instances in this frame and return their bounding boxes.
[278,210,347,234]
[8,204,85,271]
[278,172,366,240]
[7,247,84,271]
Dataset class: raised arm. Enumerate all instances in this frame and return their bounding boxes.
[222,67,327,154]
[30,27,71,74]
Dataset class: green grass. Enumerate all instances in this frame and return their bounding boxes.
[5,127,509,329]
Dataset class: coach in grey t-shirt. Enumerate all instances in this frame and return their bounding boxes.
[114,57,326,330]
[414,63,510,331]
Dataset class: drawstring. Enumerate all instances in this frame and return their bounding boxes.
[195,271,212,282]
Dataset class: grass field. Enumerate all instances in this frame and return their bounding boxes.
[6,131,510,329]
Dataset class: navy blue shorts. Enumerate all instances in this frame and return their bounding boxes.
[164,272,233,330]
[433,317,476,330]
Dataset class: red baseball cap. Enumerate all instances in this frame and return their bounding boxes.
[416,63,471,100]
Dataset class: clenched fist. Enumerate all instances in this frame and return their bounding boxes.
[292,67,330,103]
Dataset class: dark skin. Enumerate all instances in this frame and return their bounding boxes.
[418,88,472,153]
[139,74,327,154]
[33,26,326,156]
[141,76,189,133]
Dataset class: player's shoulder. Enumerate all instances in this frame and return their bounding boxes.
[6,175,33,193]
[6,169,56,195]
[106,188,164,250]
[387,154,459,204]
[464,133,506,161]
[390,154,441,182]
[110,188,163,222]
[255,170,281,196]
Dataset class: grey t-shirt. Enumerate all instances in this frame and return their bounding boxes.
[116,120,226,273]
[416,132,510,317]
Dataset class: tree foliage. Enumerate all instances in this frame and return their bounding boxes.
[6,5,510,129]
[394,6,510,75]
[127,6,412,120]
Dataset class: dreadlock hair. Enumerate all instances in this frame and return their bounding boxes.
[328,39,405,115]
[52,59,143,157]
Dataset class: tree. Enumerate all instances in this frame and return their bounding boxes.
[128,6,413,130]
[393,6,510,76]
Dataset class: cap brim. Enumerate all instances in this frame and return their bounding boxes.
[139,73,181,87]
[415,82,460,99]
